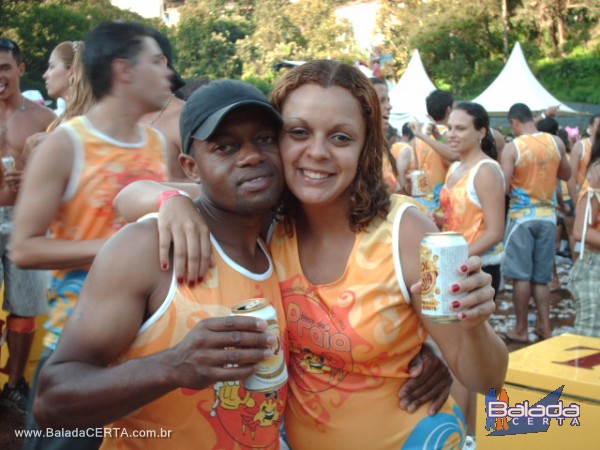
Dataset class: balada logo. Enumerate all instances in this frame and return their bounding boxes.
[485,385,580,436]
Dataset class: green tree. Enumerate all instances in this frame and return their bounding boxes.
[174,1,252,79]
[512,0,600,53]
[2,0,150,94]
[236,0,303,80]
[237,0,356,80]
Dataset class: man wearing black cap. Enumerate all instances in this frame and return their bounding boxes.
[33,80,289,449]
[142,28,190,182]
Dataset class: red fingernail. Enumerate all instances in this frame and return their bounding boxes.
[451,284,460,293]
[177,277,184,284]
[188,280,196,288]
[162,263,168,270]
[460,265,468,273]
[452,301,461,309]
[459,312,467,320]
[197,277,203,283]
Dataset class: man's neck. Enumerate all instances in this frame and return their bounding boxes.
[0,92,23,112]
[197,203,268,270]
[516,122,538,137]
[85,96,146,143]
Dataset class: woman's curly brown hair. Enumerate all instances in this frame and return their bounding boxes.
[270,60,391,234]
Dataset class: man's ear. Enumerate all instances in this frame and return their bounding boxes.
[179,153,201,183]
[112,58,133,84]
[17,62,25,77]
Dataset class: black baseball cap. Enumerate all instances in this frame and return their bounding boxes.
[148,28,185,93]
[180,79,282,154]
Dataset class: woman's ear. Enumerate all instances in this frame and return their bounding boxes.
[179,153,201,183]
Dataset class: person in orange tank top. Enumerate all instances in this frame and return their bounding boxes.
[10,22,172,450]
[500,103,571,344]
[32,80,288,450]
[268,60,506,450]
[438,101,505,438]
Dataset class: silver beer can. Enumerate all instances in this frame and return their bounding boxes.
[409,170,428,197]
[420,232,468,323]
[1,156,15,172]
[231,298,288,392]
[421,120,435,136]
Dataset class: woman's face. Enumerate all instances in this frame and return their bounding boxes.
[447,109,485,156]
[373,83,391,132]
[279,84,366,210]
[43,49,71,99]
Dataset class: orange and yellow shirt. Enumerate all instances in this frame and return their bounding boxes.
[383,142,412,192]
[577,138,592,188]
[270,195,466,450]
[45,116,167,349]
[101,236,287,450]
[507,132,561,221]
[414,124,449,211]
[440,160,504,265]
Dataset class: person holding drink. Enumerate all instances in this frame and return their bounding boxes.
[0,37,54,415]
[33,80,289,449]
[117,61,507,449]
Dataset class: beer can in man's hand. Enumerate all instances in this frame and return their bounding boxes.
[421,119,435,136]
[232,298,287,392]
[1,156,15,172]
[420,232,468,323]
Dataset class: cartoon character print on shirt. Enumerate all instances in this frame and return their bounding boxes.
[281,274,385,395]
[285,296,352,392]
[183,381,285,449]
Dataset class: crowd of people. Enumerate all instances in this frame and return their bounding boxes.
[0,18,597,450]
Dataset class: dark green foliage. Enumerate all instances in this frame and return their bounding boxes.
[3,0,599,105]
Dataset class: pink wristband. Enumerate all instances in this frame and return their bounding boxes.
[157,189,191,209]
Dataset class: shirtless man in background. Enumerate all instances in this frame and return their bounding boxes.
[0,37,55,414]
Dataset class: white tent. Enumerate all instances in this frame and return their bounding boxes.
[473,42,577,115]
[389,49,437,128]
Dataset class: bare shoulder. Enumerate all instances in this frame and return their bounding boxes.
[25,99,56,129]
[501,141,517,160]
[98,219,164,281]
[551,134,565,150]
[32,127,74,161]
[476,160,503,181]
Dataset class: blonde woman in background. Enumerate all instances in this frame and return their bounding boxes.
[25,41,95,155]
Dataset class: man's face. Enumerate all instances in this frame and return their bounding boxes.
[509,118,522,137]
[129,37,172,112]
[0,50,24,100]
[190,105,284,217]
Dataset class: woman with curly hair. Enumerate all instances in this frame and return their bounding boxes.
[266,60,505,449]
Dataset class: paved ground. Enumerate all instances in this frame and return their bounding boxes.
[0,258,577,449]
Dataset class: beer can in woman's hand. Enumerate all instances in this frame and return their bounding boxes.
[420,232,468,323]
[409,170,428,197]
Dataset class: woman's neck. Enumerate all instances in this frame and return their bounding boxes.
[459,147,488,167]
